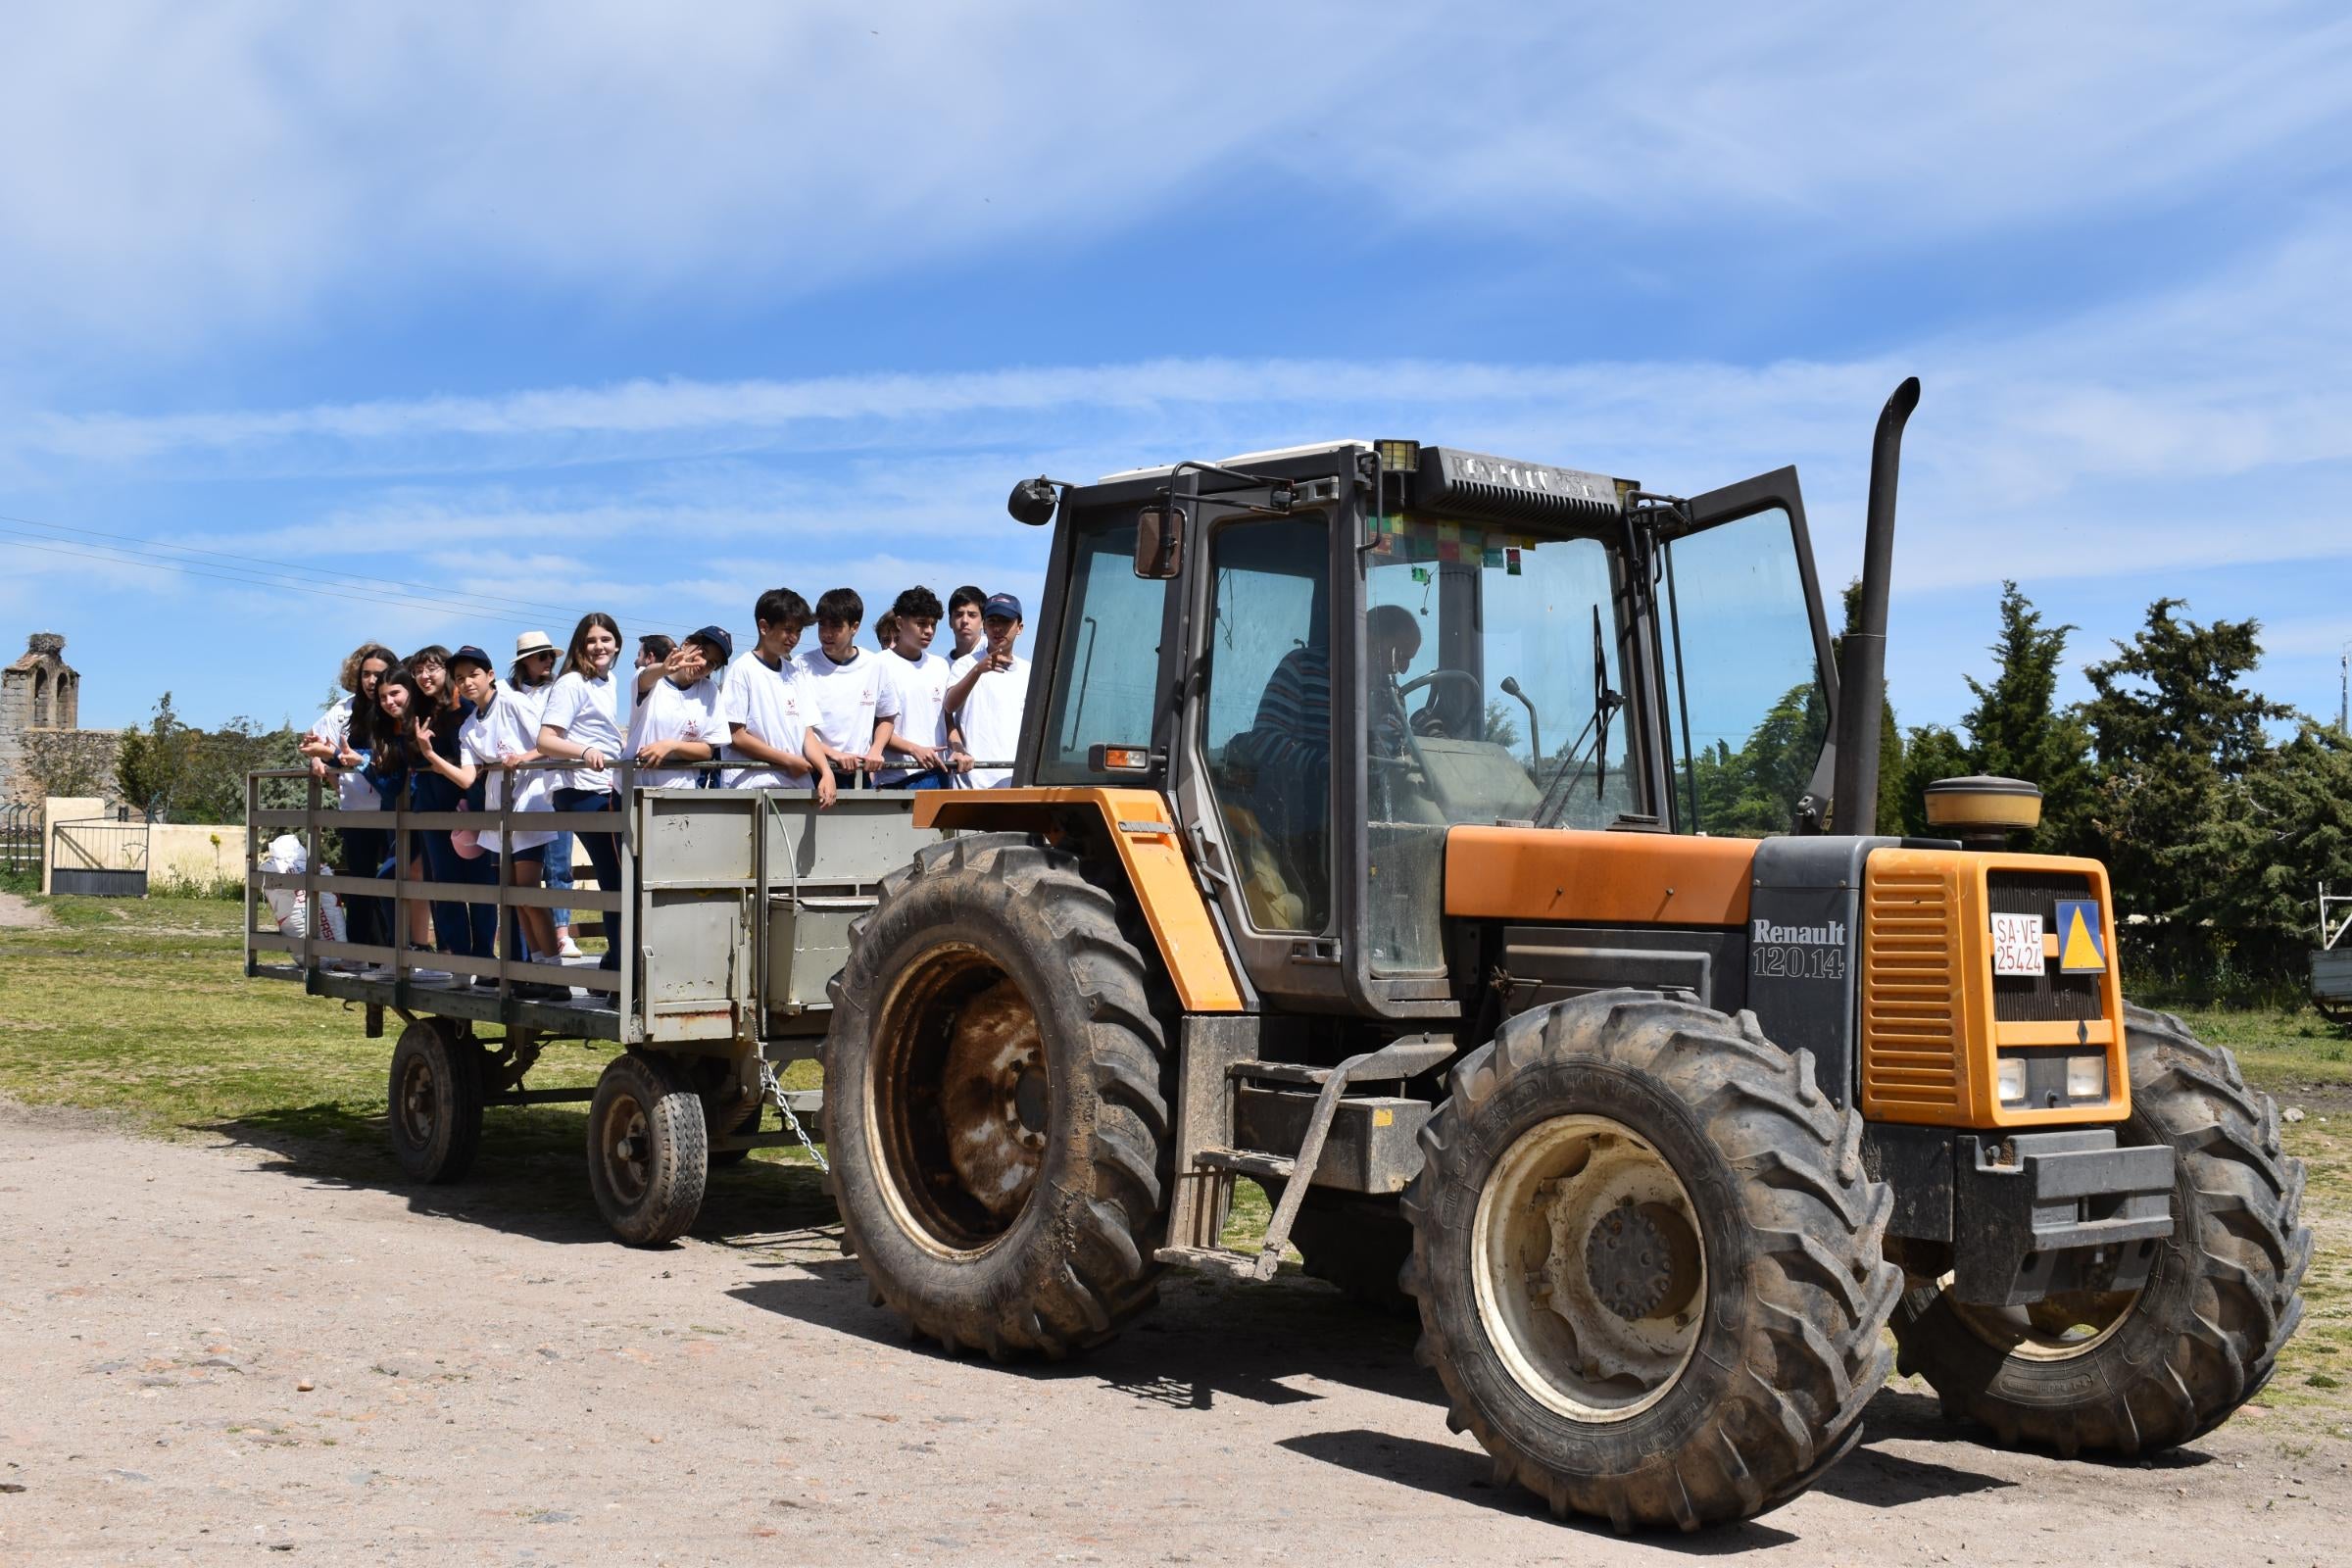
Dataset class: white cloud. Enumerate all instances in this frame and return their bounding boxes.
[3,3,2345,367]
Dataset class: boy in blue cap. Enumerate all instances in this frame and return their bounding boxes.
[943,592,1026,788]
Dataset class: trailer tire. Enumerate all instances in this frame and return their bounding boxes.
[386,1019,482,1185]
[1888,1005,2312,1456]
[586,1053,709,1246]
[823,833,1170,1359]
[1401,990,1900,1531]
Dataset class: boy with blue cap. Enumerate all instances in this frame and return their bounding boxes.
[943,592,1027,788]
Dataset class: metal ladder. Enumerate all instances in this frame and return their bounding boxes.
[1155,1034,1454,1281]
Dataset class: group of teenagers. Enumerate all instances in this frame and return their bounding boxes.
[301,582,1031,994]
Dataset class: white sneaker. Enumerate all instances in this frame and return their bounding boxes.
[557,938,585,959]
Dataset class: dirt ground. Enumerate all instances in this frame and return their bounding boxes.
[1,1102,2344,1567]
[0,893,49,931]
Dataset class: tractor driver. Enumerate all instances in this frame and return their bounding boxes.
[1223,604,1422,928]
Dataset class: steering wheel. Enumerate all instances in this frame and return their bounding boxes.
[1399,667,1482,740]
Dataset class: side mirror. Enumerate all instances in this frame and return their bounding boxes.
[1006,476,1060,527]
[1135,507,1184,579]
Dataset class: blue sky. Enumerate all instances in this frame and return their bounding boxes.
[2,2,2347,740]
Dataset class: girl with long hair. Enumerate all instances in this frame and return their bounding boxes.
[302,641,396,955]
[356,663,446,976]
[403,646,497,964]
[537,612,626,974]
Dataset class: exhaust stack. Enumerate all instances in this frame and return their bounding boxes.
[1831,376,1921,837]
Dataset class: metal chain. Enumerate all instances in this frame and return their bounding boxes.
[758,1054,828,1174]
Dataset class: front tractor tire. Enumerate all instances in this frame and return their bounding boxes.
[1401,992,1901,1532]
[1888,1005,2312,1456]
[822,834,1172,1359]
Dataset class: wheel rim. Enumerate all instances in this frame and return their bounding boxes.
[395,1053,439,1150]
[868,944,1048,1258]
[1946,1280,2141,1361]
[1471,1113,1707,1423]
[600,1092,652,1206]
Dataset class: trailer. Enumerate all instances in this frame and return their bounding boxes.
[241,762,949,1242]
[2317,881,2352,1028]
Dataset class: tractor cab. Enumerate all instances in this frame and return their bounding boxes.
[1015,440,1835,1018]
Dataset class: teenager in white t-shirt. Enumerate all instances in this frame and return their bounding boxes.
[507,631,579,957]
[944,592,1029,788]
[625,625,729,787]
[796,587,894,787]
[946,584,987,674]
[870,585,967,788]
[718,588,836,807]
[537,613,628,973]
[418,648,565,997]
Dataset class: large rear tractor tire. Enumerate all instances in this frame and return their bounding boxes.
[1888,1005,2311,1456]
[387,1019,483,1185]
[1401,991,1901,1532]
[822,834,1171,1359]
[586,1052,710,1246]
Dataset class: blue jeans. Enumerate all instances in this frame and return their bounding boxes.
[542,811,573,931]
[553,786,623,970]
[409,773,485,956]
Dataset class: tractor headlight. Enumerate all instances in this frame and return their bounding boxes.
[2065,1054,2107,1101]
[1996,1055,2028,1104]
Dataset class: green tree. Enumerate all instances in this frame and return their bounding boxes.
[1895,722,1971,837]
[114,695,306,824]
[2177,721,2352,982]
[1957,582,2096,854]
[2080,600,2293,976]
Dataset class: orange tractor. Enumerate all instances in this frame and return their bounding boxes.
[818,381,2309,1529]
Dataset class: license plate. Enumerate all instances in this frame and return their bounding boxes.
[1991,912,2044,977]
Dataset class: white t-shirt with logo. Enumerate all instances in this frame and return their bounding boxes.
[623,674,724,788]
[459,687,557,852]
[307,696,377,811]
[956,655,1028,788]
[876,650,954,785]
[541,670,624,793]
[718,654,814,790]
[795,646,892,760]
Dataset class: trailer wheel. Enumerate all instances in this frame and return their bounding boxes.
[586,1053,709,1246]
[1888,1005,2312,1456]
[386,1019,483,1184]
[1401,991,1900,1532]
[823,833,1170,1359]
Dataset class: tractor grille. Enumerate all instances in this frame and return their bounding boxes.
[1861,868,1963,1112]
[1985,870,2102,1022]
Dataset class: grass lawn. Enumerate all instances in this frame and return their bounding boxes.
[1,893,2344,1433]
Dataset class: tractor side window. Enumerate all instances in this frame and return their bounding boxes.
[1658,507,1827,836]
[1199,515,1331,933]
[1036,516,1168,783]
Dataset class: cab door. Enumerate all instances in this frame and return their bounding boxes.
[1167,500,1351,1009]
[1652,467,1838,836]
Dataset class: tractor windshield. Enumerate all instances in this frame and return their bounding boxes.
[1360,516,1635,973]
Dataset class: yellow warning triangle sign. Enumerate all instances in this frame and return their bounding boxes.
[2061,906,2102,971]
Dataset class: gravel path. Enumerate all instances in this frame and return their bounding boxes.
[0,1101,2342,1566]
[0,892,49,930]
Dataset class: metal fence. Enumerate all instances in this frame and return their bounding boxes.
[1,802,38,881]
[49,813,150,897]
